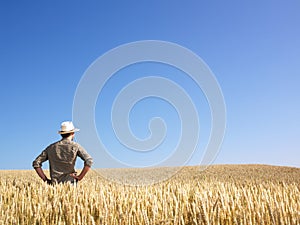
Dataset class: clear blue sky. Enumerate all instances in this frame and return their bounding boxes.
[0,0,299,169]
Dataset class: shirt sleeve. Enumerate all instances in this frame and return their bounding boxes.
[32,149,48,168]
[76,144,93,167]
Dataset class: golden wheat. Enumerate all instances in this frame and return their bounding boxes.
[0,165,299,225]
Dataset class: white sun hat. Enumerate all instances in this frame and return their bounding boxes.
[58,121,80,134]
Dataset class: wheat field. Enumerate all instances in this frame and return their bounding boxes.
[0,165,299,225]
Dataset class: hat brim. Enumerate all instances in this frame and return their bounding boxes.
[58,128,80,134]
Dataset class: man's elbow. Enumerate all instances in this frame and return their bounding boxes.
[84,158,93,168]
[32,161,40,169]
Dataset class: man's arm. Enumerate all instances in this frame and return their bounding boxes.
[72,143,93,181]
[70,165,90,181]
[33,150,50,183]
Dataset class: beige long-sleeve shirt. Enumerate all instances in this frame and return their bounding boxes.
[32,138,93,183]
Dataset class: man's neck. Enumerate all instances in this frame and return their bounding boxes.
[62,136,73,141]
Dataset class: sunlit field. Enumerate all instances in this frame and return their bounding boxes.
[0,165,299,224]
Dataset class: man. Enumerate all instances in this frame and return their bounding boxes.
[32,121,93,184]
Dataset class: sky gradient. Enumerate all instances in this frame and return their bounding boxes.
[0,1,299,169]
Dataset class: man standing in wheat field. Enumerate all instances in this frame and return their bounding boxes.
[32,121,93,184]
